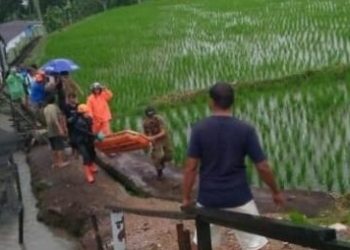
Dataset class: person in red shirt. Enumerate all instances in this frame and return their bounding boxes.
[86,82,113,135]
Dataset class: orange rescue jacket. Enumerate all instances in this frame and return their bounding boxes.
[87,89,113,122]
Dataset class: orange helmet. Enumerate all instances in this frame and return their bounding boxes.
[77,104,89,114]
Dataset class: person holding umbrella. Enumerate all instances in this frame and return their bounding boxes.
[41,58,81,110]
[46,72,82,113]
[42,58,80,74]
[59,71,82,98]
[86,82,113,135]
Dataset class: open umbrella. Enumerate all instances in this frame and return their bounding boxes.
[41,58,80,74]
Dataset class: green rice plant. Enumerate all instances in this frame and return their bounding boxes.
[129,116,138,131]
[288,211,310,226]
[40,0,350,115]
[37,0,350,193]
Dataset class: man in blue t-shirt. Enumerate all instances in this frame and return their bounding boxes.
[182,82,284,250]
[30,70,46,107]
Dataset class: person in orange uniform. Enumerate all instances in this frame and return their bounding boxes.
[86,82,113,135]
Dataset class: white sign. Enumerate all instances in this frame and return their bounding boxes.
[110,212,126,250]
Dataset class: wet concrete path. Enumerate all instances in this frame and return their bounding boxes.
[0,112,79,250]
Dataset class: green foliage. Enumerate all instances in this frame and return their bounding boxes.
[0,0,26,22]
[43,0,140,31]
[39,0,67,13]
[288,211,310,225]
[0,0,141,32]
[44,6,66,32]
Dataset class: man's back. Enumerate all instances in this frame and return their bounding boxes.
[188,116,266,208]
[183,83,282,250]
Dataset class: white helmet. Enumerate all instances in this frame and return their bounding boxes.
[91,82,102,90]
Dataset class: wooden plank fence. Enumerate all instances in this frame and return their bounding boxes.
[107,205,350,250]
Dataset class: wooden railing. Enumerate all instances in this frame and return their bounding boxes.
[107,205,350,250]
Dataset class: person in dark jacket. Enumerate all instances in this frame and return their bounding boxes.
[73,104,104,183]
[62,93,79,159]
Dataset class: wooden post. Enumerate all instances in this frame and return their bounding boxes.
[177,223,191,250]
[91,215,104,250]
[176,223,186,250]
[183,229,192,250]
[195,217,212,250]
[18,205,24,244]
[176,224,184,250]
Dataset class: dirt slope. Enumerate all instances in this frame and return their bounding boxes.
[27,145,335,250]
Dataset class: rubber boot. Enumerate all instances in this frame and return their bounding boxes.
[89,163,98,174]
[84,166,95,183]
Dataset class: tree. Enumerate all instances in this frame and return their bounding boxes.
[44,5,65,31]
[95,0,109,11]
[71,0,102,20]
[0,0,142,32]
[39,0,67,13]
[0,0,22,22]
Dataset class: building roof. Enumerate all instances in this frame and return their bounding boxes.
[0,20,40,44]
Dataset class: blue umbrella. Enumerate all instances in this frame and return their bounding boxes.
[41,58,80,74]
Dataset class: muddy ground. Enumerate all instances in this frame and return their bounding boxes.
[98,151,335,217]
[27,145,339,250]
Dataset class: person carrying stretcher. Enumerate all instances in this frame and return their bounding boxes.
[72,104,104,183]
[142,106,173,180]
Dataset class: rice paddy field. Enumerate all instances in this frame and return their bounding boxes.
[38,0,350,193]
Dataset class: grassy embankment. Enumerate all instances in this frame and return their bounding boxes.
[35,0,350,193]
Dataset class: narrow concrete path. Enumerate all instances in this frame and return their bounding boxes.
[0,112,79,250]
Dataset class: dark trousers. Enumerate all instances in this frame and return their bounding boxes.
[68,130,78,150]
[77,142,96,165]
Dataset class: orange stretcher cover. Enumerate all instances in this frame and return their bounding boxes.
[95,130,151,154]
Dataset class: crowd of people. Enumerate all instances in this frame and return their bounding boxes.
[3,65,286,249]
[3,65,115,183]
[3,65,173,183]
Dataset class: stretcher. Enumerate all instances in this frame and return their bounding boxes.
[95,130,151,154]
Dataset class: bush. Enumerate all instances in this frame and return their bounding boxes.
[44,6,65,32]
